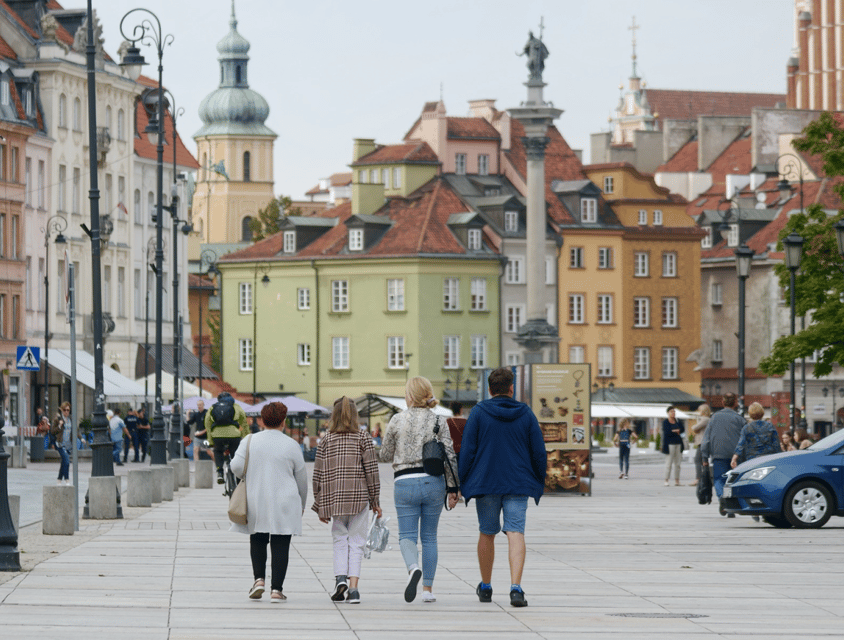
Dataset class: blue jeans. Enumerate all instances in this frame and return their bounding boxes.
[711,459,731,499]
[393,475,445,587]
[112,440,122,463]
[619,445,631,474]
[56,445,70,480]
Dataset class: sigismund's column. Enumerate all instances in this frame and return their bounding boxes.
[509,29,562,364]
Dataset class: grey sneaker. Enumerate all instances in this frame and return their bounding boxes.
[330,575,348,601]
[346,589,360,604]
[510,588,528,607]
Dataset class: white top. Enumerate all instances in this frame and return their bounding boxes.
[230,430,308,536]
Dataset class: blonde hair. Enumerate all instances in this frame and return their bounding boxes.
[618,418,631,431]
[698,404,711,418]
[406,376,438,408]
[328,396,359,434]
[748,402,765,420]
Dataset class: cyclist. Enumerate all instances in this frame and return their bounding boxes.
[205,392,249,485]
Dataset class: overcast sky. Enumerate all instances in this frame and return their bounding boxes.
[93,0,795,199]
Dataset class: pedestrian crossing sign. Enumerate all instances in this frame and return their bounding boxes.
[16,346,40,371]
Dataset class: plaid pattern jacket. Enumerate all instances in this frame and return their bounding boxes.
[312,429,380,520]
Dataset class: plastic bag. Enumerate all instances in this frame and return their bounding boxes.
[364,514,391,559]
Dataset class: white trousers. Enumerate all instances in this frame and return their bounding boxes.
[664,443,682,481]
[332,507,369,578]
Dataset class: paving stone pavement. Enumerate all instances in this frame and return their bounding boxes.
[2,452,843,639]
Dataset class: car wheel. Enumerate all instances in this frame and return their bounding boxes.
[784,481,833,529]
[762,515,792,528]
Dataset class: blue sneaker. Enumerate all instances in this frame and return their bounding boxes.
[476,582,492,603]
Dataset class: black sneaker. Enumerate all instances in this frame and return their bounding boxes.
[346,589,360,604]
[476,583,492,603]
[216,472,224,485]
[510,588,528,607]
[405,567,422,603]
[330,575,348,601]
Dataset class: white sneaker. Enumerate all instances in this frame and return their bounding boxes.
[421,591,436,603]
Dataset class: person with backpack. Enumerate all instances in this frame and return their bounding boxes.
[312,397,381,604]
[204,392,249,484]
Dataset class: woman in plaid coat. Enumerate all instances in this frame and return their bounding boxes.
[312,396,381,604]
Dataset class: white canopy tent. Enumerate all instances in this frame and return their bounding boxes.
[591,404,694,420]
[45,349,147,402]
[136,372,214,402]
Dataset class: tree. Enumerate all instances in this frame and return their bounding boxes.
[248,195,301,242]
[758,112,844,377]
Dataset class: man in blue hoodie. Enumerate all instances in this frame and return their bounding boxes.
[459,367,547,608]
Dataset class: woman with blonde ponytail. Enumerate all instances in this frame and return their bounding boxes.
[380,377,459,603]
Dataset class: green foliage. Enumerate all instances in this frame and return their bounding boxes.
[758,113,844,377]
[248,195,302,242]
[79,417,92,436]
[207,313,222,374]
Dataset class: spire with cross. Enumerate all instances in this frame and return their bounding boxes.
[629,16,639,78]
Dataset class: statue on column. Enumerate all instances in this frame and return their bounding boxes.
[520,30,549,82]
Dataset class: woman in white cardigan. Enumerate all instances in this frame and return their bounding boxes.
[231,401,308,602]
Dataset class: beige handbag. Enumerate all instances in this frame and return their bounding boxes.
[227,435,252,525]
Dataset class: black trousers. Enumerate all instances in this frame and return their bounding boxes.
[213,437,242,472]
[250,533,292,592]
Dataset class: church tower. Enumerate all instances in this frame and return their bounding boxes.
[191,1,276,253]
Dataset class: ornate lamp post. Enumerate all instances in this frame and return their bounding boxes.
[120,8,173,465]
[42,215,67,418]
[592,379,615,401]
[198,249,218,397]
[783,232,804,432]
[251,264,270,404]
[735,244,753,415]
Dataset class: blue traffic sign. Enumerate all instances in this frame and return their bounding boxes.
[16,346,40,370]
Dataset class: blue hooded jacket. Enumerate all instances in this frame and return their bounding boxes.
[458,395,547,504]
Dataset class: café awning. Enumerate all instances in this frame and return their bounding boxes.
[45,349,148,401]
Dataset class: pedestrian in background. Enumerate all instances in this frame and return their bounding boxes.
[701,392,745,517]
[731,403,781,469]
[662,406,685,486]
[312,397,381,604]
[124,408,139,462]
[51,411,70,485]
[612,418,638,479]
[137,408,150,462]
[690,404,711,486]
[231,401,308,603]
[108,409,128,466]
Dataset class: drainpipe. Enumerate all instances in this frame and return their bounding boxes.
[311,260,320,406]
[498,254,508,366]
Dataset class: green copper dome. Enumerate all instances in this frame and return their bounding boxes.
[194,2,275,138]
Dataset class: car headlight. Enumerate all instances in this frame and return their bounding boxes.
[742,466,775,481]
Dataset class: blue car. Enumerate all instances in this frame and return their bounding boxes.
[722,429,844,528]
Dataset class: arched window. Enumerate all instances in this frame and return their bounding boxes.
[148,191,155,222]
[202,153,207,180]
[236,65,241,84]
[105,106,112,133]
[133,189,141,224]
[117,109,125,141]
[242,216,253,241]
[58,94,66,128]
[73,97,81,131]
[243,151,251,182]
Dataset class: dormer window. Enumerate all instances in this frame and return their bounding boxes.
[581,198,597,223]
[349,228,363,251]
[504,210,518,233]
[2,82,11,107]
[467,228,482,250]
[701,231,712,249]
[484,187,500,196]
[24,89,32,117]
[478,154,489,176]
[603,176,613,194]
[726,224,738,247]
[455,153,467,175]
[283,230,296,254]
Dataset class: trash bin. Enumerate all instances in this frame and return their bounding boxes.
[29,436,45,461]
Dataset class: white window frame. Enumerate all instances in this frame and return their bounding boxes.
[568,345,584,363]
[597,346,613,377]
[504,210,518,232]
[443,277,459,310]
[331,280,349,312]
[359,170,367,184]
[478,154,489,176]
[712,339,723,363]
[370,169,378,183]
[570,246,583,269]
[662,297,678,328]
[662,347,678,379]
[653,209,663,226]
[470,335,487,369]
[387,278,405,311]
[638,209,647,225]
[349,228,363,251]
[332,336,350,369]
[297,287,310,310]
[633,297,650,328]
[443,335,460,369]
[603,176,613,194]
[580,198,597,223]
[598,247,613,269]
[727,224,739,247]
[382,168,389,187]
[387,336,406,369]
[506,304,525,333]
[597,294,613,324]
[239,338,253,371]
[297,343,311,365]
[283,230,296,254]
[505,257,524,284]
[505,352,520,366]
[239,282,253,315]
[467,228,482,251]
[470,278,487,311]
[568,293,584,324]
[711,283,723,306]
[634,252,649,277]
[393,167,401,189]
[455,153,467,175]
[634,347,650,380]
[662,252,677,277]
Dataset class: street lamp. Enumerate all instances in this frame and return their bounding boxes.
[252,265,270,404]
[198,249,218,397]
[592,379,615,401]
[121,8,174,466]
[784,231,804,432]
[735,244,753,415]
[821,384,844,431]
[42,215,67,419]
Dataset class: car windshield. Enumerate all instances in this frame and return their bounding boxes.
[806,429,844,452]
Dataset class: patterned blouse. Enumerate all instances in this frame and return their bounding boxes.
[734,420,782,462]
[379,407,459,488]
[312,428,380,519]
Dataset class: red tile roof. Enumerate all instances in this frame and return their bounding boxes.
[351,142,439,166]
[657,138,699,173]
[0,32,16,61]
[446,117,500,140]
[134,76,199,169]
[505,119,586,225]
[645,89,785,130]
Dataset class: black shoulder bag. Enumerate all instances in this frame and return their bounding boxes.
[422,417,459,510]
